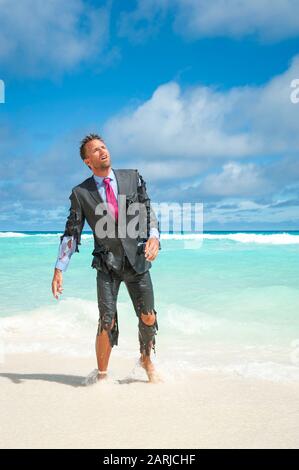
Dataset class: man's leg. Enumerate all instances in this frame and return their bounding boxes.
[138,309,161,383]
[123,264,161,382]
[95,318,115,377]
[96,270,121,378]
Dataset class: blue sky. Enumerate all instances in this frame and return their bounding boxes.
[1,0,299,231]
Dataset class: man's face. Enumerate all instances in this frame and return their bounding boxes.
[84,139,111,171]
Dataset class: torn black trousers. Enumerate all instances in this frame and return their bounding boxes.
[96,255,158,356]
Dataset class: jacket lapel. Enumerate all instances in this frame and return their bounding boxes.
[87,176,104,206]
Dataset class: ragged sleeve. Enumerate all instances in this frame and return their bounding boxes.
[55,189,86,271]
[136,170,160,241]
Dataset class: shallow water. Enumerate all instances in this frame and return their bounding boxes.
[1,231,299,382]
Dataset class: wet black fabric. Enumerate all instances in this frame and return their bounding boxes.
[96,255,158,355]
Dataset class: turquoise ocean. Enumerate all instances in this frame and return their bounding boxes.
[1,231,299,382]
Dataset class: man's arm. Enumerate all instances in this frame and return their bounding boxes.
[52,189,85,299]
[55,235,77,272]
[137,171,160,235]
[136,171,161,261]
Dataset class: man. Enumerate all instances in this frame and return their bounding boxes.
[51,134,161,383]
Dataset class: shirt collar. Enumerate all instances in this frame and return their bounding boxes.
[93,168,114,186]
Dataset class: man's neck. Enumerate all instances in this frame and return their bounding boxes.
[92,166,112,177]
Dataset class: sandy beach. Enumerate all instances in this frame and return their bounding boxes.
[0,352,298,449]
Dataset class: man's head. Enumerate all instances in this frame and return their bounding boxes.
[80,134,111,173]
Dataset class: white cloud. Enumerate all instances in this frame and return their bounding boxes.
[117,0,169,43]
[104,81,257,163]
[174,0,299,42]
[204,198,299,226]
[104,55,299,172]
[0,0,111,76]
[119,0,299,43]
[247,56,299,152]
[200,162,270,197]
[129,160,208,182]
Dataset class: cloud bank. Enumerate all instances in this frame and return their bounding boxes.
[119,0,299,43]
[0,0,111,76]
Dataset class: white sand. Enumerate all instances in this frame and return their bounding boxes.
[0,352,299,449]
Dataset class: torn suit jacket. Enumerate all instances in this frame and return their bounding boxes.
[60,168,160,274]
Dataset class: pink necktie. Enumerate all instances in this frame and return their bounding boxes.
[103,177,118,222]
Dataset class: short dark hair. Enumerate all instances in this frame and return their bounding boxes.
[80,133,105,160]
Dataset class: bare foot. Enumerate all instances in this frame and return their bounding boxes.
[139,357,163,383]
[82,369,108,386]
[97,371,108,381]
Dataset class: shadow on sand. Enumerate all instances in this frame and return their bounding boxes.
[0,372,149,387]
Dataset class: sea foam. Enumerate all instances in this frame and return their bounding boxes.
[1,231,298,244]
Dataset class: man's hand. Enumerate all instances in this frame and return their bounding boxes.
[52,268,63,299]
[144,237,160,262]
